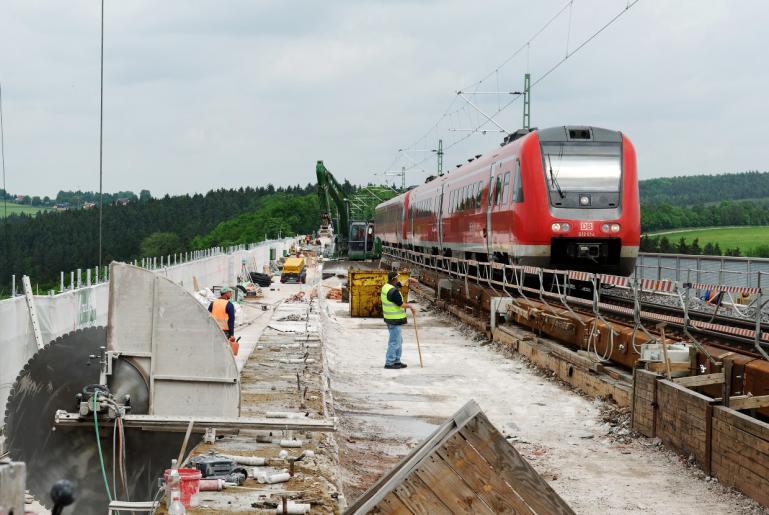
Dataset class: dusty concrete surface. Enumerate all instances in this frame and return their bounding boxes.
[176,269,343,514]
[321,279,768,514]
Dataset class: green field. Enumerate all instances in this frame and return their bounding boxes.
[0,202,50,218]
[650,226,769,255]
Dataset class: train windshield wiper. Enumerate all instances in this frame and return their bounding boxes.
[546,154,564,199]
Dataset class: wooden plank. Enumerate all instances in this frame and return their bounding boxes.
[714,406,769,442]
[728,394,769,411]
[345,400,482,514]
[413,455,494,515]
[673,372,724,388]
[713,419,769,459]
[374,493,416,515]
[704,404,713,476]
[458,414,575,515]
[722,359,733,408]
[437,433,534,514]
[392,474,452,515]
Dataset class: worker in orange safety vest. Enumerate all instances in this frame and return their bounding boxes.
[208,287,236,341]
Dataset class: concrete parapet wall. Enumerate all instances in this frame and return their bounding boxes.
[0,238,296,425]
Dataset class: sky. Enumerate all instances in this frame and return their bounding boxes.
[1,0,768,197]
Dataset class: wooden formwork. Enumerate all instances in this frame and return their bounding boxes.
[631,369,658,438]
[655,379,714,474]
[631,368,769,507]
[346,400,574,515]
[711,406,769,507]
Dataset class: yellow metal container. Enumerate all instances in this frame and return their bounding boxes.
[348,269,409,318]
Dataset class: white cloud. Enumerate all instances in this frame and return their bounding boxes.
[1,0,768,196]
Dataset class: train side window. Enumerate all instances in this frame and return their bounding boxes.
[488,178,493,207]
[493,176,502,206]
[476,181,482,209]
[513,160,524,203]
[501,172,511,205]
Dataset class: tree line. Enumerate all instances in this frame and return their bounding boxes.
[1,188,151,207]
[639,170,769,205]
[638,235,759,257]
[0,184,315,293]
[641,200,769,233]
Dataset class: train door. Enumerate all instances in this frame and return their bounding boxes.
[401,191,411,244]
[485,163,496,255]
[437,184,445,252]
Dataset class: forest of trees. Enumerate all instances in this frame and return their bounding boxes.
[640,200,769,232]
[0,184,315,293]
[639,170,769,205]
[192,194,319,249]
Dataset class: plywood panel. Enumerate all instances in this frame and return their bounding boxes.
[413,455,494,515]
[437,433,534,514]
[392,474,452,515]
[458,414,575,515]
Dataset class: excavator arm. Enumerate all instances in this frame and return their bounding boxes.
[316,160,350,250]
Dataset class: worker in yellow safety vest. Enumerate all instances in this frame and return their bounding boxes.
[381,271,417,370]
[209,287,236,341]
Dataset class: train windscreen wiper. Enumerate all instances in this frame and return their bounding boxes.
[546,154,564,199]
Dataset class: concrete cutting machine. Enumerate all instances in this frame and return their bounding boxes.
[3,262,333,513]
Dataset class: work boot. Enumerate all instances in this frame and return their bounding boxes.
[384,363,399,369]
[395,363,407,368]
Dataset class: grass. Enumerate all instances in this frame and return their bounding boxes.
[0,201,51,218]
[649,226,769,255]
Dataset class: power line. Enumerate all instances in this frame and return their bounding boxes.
[98,0,104,269]
[0,81,7,221]
[400,0,641,174]
[391,1,573,173]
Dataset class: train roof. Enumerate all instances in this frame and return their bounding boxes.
[376,125,624,208]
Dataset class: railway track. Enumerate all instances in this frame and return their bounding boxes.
[381,246,769,401]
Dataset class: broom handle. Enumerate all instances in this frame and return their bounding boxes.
[413,312,424,368]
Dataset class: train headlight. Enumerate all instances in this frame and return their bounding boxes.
[579,195,591,206]
[601,223,610,233]
[551,222,570,232]
[610,223,621,233]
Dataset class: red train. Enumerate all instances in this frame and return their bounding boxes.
[375,125,640,276]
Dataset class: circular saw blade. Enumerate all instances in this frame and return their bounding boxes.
[3,327,195,513]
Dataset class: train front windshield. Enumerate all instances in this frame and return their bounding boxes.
[541,142,622,193]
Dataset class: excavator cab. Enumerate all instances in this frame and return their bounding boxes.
[348,221,376,260]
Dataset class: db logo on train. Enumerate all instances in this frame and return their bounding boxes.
[578,221,594,237]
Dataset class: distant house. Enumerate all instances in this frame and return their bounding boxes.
[115,198,130,206]
[53,203,70,210]
[83,202,96,209]
[15,195,25,202]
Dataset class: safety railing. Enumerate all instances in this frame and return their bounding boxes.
[382,246,769,363]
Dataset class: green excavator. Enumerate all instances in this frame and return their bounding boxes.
[316,160,384,260]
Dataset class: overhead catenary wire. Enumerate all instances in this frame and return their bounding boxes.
[98,0,105,269]
[397,0,641,174]
[0,81,7,221]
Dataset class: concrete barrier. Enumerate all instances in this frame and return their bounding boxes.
[0,238,296,424]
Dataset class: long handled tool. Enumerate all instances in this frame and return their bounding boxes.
[412,311,424,368]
